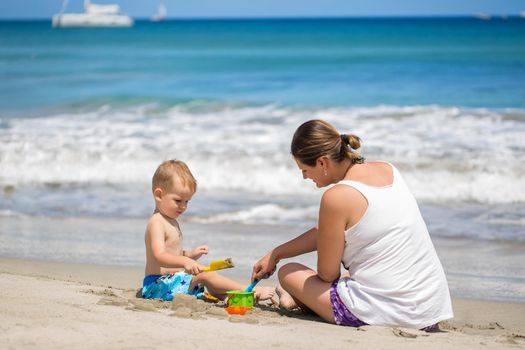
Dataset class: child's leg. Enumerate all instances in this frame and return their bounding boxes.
[277,262,335,324]
[190,272,274,301]
[190,271,242,299]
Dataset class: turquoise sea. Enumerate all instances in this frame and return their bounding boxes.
[2,18,525,110]
[1,18,524,301]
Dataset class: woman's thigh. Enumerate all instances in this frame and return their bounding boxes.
[278,262,335,323]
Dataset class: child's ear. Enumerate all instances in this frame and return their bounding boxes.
[153,188,163,201]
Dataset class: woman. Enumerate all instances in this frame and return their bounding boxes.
[252,119,453,330]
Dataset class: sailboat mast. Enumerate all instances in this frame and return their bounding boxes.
[59,0,69,15]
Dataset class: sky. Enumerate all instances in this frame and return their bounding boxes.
[1,0,524,19]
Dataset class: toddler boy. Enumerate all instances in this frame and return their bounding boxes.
[142,159,274,302]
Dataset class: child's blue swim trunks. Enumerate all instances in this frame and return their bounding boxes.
[142,272,205,301]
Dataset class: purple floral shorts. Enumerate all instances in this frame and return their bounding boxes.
[329,280,367,327]
[329,280,439,331]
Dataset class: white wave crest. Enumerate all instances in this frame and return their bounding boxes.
[190,203,318,225]
[1,103,524,204]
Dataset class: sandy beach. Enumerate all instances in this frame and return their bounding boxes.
[1,15,525,350]
[0,15,525,350]
[1,257,524,350]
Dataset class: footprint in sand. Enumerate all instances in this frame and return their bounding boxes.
[391,328,419,338]
[83,288,118,297]
[495,334,525,345]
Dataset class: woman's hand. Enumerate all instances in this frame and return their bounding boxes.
[189,245,209,260]
[252,250,279,281]
[251,227,318,282]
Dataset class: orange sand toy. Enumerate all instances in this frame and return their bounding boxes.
[202,292,220,303]
[224,305,250,315]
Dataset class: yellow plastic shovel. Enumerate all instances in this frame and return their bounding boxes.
[202,258,235,272]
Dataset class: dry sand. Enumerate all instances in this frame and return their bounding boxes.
[1,257,524,350]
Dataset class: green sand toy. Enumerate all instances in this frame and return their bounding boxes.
[224,290,254,315]
[226,290,254,308]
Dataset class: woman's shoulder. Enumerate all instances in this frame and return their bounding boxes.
[322,182,367,209]
[322,181,368,226]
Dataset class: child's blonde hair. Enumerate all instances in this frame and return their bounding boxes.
[152,160,197,193]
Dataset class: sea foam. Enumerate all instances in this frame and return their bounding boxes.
[1,102,524,205]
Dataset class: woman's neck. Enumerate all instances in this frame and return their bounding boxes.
[333,159,354,183]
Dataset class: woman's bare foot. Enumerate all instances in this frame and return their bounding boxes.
[276,284,299,310]
[253,286,275,302]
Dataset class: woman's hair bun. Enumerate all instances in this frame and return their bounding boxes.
[341,133,361,150]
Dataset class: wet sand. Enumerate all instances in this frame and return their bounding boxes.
[1,215,524,303]
[1,257,524,349]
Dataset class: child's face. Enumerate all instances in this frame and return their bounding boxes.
[155,177,194,219]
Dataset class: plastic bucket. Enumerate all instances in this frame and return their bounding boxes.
[226,290,254,309]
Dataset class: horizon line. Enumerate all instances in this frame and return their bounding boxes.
[1,14,524,21]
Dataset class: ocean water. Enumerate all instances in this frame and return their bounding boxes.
[1,18,525,301]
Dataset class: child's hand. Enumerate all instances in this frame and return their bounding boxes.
[184,260,204,275]
[190,245,209,260]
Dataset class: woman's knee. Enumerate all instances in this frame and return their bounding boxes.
[278,262,308,284]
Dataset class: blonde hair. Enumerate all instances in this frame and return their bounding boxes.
[152,160,197,193]
[291,119,362,166]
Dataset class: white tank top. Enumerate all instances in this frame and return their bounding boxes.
[336,163,453,328]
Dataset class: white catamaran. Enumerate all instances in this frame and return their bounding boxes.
[52,0,133,28]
